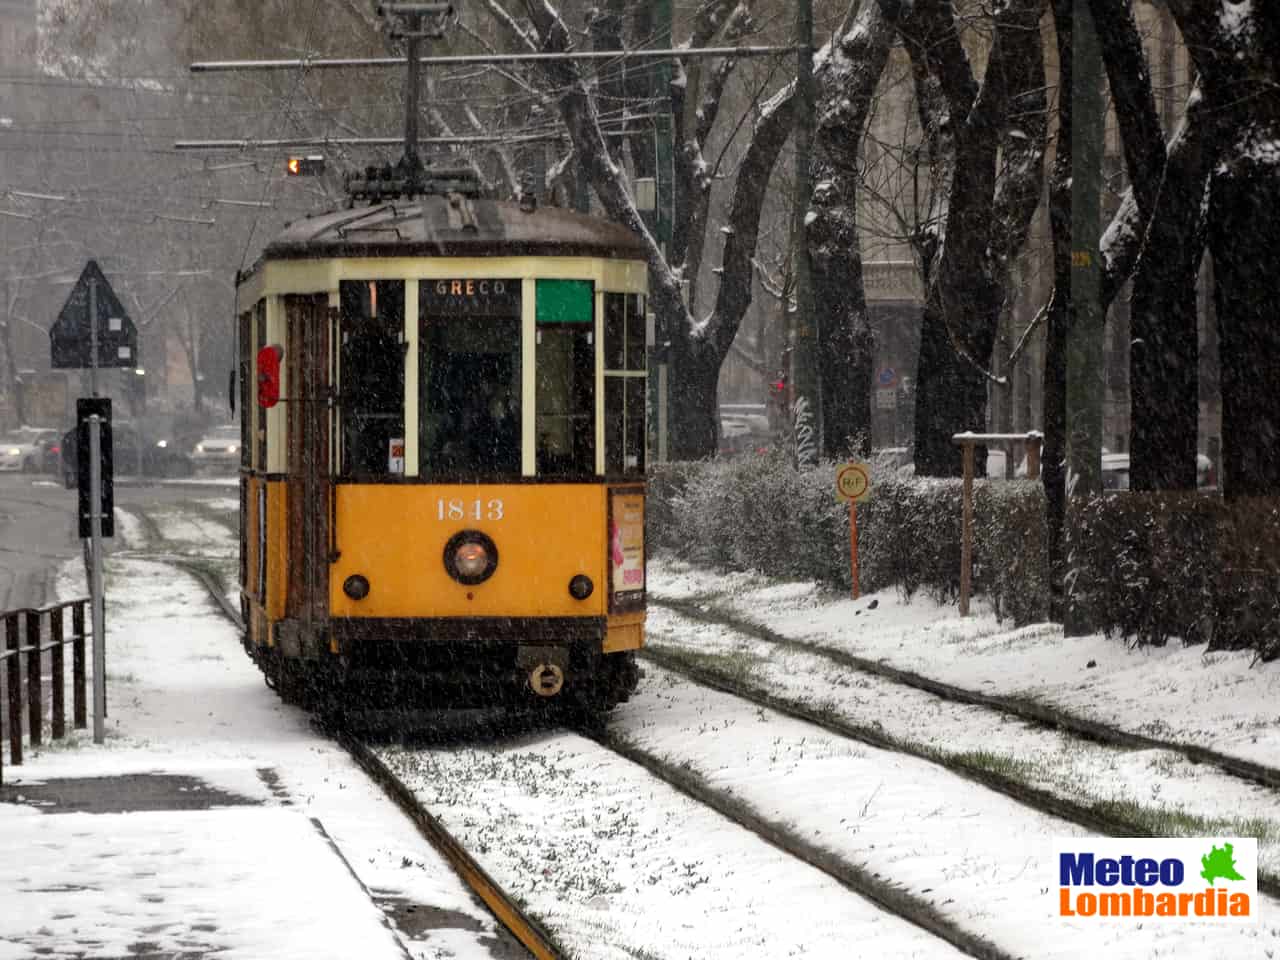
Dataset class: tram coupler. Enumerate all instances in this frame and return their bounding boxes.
[517,644,568,697]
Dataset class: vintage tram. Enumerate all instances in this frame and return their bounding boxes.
[234,183,648,713]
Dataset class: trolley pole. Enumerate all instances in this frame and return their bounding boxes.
[88,414,106,743]
[403,11,423,178]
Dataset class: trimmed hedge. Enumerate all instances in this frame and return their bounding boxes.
[648,455,1049,625]
[647,458,1279,656]
[1070,493,1280,656]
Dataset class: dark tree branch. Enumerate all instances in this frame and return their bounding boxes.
[1089,0,1165,220]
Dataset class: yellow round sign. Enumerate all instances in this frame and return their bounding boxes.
[835,462,872,503]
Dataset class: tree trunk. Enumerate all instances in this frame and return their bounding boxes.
[810,173,873,458]
[1210,155,1280,498]
[895,0,1046,477]
[1043,0,1072,623]
[912,293,995,475]
[665,341,720,460]
[810,3,893,458]
[1129,254,1200,490]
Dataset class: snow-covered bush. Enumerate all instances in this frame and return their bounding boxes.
[649,458,1049,623]
[1072,493,1280,656]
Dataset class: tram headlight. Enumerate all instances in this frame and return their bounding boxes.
[455,543,488,578]
[343,574,371,600]
[568,575,593,600]
[444,531,498,586]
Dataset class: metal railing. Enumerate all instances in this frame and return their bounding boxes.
[0,598,92,785]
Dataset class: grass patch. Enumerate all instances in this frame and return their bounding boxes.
[646,642,763,688]
[1092,799,1280,847]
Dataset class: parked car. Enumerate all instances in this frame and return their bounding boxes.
[61,421,194,487]
[1100,451,1216,492]
[0,427,59,473]
[1100,452,1130,491]
[191,424,242,473]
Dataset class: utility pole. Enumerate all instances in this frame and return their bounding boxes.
[1065,0,1106,635]
[790,0,819,464]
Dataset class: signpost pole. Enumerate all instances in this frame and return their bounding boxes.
[959,440,975,617]
[849,500,860,600]
[88,415,106,744]
[88,277,99,397]
[835,461,870,601]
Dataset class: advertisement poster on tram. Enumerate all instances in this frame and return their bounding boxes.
[609,488,645,611]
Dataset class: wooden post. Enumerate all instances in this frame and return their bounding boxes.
[6,614,21,765]
[849,501,861,599]
[72,602,87,729]
[26,611,42,748]
[50,607,65,740]
[1026,432,1043,481]
[960,441,975,616]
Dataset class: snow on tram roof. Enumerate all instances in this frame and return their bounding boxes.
[256,195,649,265]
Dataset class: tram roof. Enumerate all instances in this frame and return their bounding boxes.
[252,195,649,270]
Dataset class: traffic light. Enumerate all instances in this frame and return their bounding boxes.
[286,155,325,177]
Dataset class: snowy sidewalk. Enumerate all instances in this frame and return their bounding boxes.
[0,549,514,960]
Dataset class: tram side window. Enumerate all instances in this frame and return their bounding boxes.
[338,280,405,476]
[536,279,595,476]
[603,291,646,372]
[420,278,522,479]
[604,293,646,475]
[255,300,267,469]
[238,311,251,469]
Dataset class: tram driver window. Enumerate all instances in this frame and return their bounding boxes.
[420,278,522,479]
[536,279,595,476]
[338,280,405,476]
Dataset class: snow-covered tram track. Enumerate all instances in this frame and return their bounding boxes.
[175,558,974,958]
[598,667,1280,958]
[653,593,1280,794]
[646,600,1280,892]
[175,554,567,960]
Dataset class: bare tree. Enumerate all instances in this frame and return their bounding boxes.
[883,0,1049,477]
[1083,1,1279,499]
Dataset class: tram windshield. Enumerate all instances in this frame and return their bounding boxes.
[420,278,522,478]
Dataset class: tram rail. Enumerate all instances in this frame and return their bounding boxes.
[653,594,1280,793]
[182,553,564,960]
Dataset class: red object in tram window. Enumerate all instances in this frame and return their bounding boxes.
[257,344,283,408]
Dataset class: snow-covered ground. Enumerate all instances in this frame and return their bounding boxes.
[607,669,1280,957]
[8,498,1278,958]
[146,505,238,558]
[379,666,1280,959]
[650,559,1280,771]
[647,603,1280,876]
[0,545,508,959]
[380,733,964,960]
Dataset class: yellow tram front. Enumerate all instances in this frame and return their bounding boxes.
[234,195,648,711]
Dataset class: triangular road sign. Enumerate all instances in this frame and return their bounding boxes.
[49,260,139,369]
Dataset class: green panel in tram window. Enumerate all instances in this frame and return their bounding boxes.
[536,279,594,324]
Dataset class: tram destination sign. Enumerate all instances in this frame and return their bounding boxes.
[422,277,521,317]
[49,260,139,369]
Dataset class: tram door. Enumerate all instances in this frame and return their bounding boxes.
[285,295,331,631]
